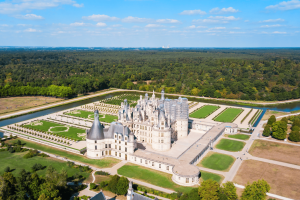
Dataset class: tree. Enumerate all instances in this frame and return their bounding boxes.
[280,117,288,124]
[272,121,287,140]
[198,179,220,200]
[4,167,10,173]
[241,179,270,200]
[116,176,129,195]
[293,118,300,128]
[263,125,271,137]
[289,130,300,142]
[267,115,276,126]
[0,172,17,200]
[179,188,200,200]
[219,182,238,200]
[108,175,120,194]
[28,173,42,200]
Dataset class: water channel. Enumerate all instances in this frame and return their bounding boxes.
[1,91,300,129]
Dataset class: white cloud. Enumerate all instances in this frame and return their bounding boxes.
[122,16,151,23]
[210,27,226,29]
[0,0,81,14]
[208,16,240,21]
[156,19,180,24]
[180,9,206,15]
[259,18,285,23]
[73,3,83,8]
[83,14,119,21]
[145,24,164,28]
[111,24,122,27]
[193,19,221,24]
[70,22,85,26]
[16,14,44,20]
[233,27,241,29]
[0,24,9,27]
[24,28,41,32]
[210,7,239,14]
[261,24,283,28]
[266,0,300,10]
[229,31,245,34]
[273,31,287,34]
[187,25,207,29]
[96,22,107,27]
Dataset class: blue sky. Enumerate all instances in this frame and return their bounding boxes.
[0,0,299,47]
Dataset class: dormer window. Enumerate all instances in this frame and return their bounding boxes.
[114,135,117,138]
[95,140,97,143]
[119,136,121,140]
[161,121,164,126]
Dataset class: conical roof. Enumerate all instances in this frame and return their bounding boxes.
[87,110,105,140]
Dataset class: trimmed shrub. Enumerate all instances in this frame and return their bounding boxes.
[267,115,276,126]
[263,125,271,137]
[289,131,300,142]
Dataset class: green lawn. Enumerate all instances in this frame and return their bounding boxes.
[214,108,243,122]
[228,134,250,140]
[0,151,90,180]
[7,138,120,169]
[65,110,118,123]
[200,171,223,183]
[199,152,235,171]
[215,139,245,152]
[117,164,194,193]
[190,105,219,119]
[23,120,85,140]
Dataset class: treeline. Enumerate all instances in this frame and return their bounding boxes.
[0,85,74,98]
[0,49,300,101]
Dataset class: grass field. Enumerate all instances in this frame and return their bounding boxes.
[249,140,300,166]
[23,120,85,140]
[0,96,63,116]
[228,134,250,140]
[215,139,245,152]
[200,171,224,183]
[7,138,120,169]
[190,105,219,119]
[65,110,118,123]
[117,163,194,193]
[214,108,243,122]
[199,152,235,171]
[0,151,90,180]
[233,159,300,199]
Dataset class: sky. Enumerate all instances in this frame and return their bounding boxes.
[0,0,299,47]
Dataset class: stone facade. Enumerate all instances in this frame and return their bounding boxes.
[118,90,189,151]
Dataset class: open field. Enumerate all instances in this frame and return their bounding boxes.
[117,163,194,193]
[6,138,120,168]
[233,159,300,199]
[262,110,289,121]
[189,105,219,119]
[0,96,63,117]
[214,108,243,122]
[198,152,235,172]
[65,110,118,123]
[23,120,86,140]
[249,140,300,166]
[0,151,90,179]
[200,171,224,184]
[215,139,245,152]
[227,134,250,140]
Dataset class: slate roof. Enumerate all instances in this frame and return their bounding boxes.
[87,110,105,140]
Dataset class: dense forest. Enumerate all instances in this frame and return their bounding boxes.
[1,48,300,101]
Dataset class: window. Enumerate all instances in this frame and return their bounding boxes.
[115,145,117,149]
[105,144,107,148]
[119,136,121,139]
[109,144,111,148]
[145,160,148,164]
[115,140,117,143]
[115,135,117,138]
[159,164,161,168]
[125,147,127,152]
[119,141,121,144]
[115,152,117,156]
[119,153,121,157]
[135,157,136,161]
[161,140,164,143]
[125,137,127,141]
[140,159,142,163]
[119,146,121,150]
[186,178,189,183]
[95,145,97,150]
[95,140,97,143]
[161,133,164,137]
[192,178,194,182]
[96,154,98,157]
[125,142,127,145]
[166,166,169,170]
[152,162,154,166]
[161,121,164,125]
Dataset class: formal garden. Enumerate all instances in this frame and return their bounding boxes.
[214,108,243,123]
[100,94,140,107]
[189,105,220,119]
[215,139,245,152]
[22,120,86,141]
[199,152,235,171]
[65,110,118,123]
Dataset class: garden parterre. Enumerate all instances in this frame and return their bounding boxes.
[190,105,219,119]
[65,110,117,123]
[214,108,243,123]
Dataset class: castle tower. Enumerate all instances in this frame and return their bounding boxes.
[161,89,165,100]
[127,181,134,200]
